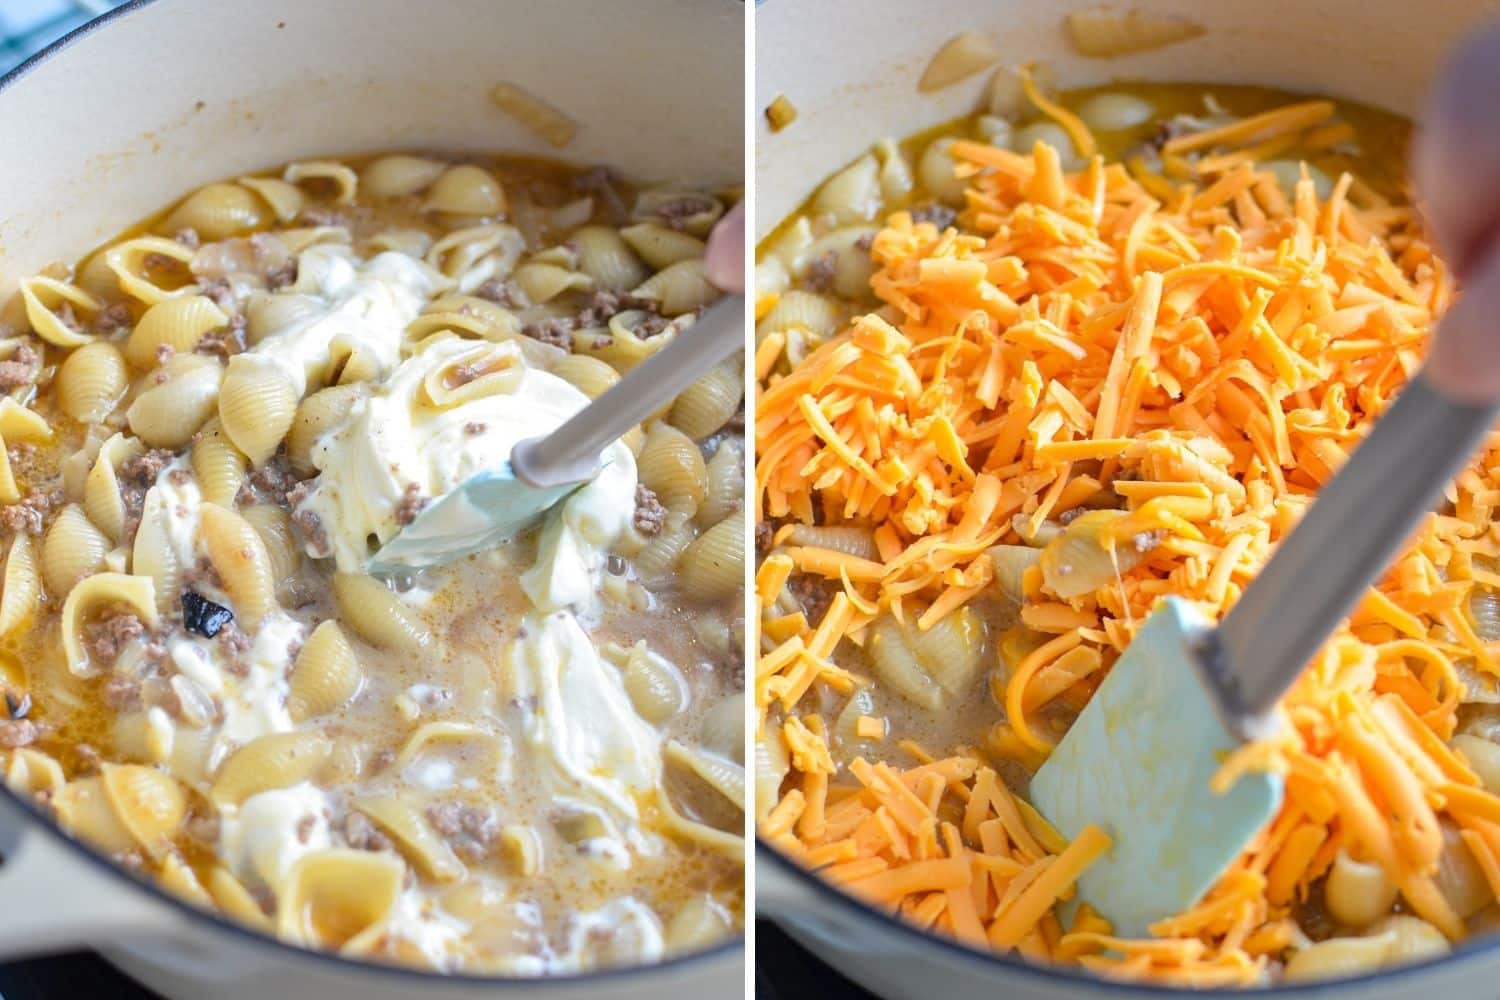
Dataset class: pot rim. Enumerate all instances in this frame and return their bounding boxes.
[0,0,740,985]
[761,833,1497,993]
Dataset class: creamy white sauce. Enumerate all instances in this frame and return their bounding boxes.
[297,334,637,585]
[505,612,662,846]
[149,460,303,748]
[232,245,448,401]
[219,782,331,895]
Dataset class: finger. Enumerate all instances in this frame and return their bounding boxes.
[705,202,746,293]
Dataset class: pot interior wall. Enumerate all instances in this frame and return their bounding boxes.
[754,0,1498,232]
[0,0,743,295]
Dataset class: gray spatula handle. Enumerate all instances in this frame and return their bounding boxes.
[511,295,744,488]
[1204,372,1498,733]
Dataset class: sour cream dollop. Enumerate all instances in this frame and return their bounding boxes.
[297,334,637,599]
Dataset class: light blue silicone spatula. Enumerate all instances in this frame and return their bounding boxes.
[368,293,744,572]
[1029,26,1500,938]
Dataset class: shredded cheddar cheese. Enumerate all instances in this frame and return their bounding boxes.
[756,91,1500,985]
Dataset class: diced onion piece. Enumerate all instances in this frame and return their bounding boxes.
[490,82,577,149]
[1064,7,1205,58]
[766,95,799,132]
[919,31,1002,93]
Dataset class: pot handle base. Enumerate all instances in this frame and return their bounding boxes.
[0,793,181,961]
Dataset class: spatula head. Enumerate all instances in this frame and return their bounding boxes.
[1029,596,1283,938]
[367,462,584,573]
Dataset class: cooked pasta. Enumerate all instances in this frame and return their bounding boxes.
[0,152,742,976]
[755,79,1484,986]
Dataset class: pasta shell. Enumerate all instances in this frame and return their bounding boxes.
[41,503,110,597]
[191,418,249,507]
[835,685,881,756]
[1370,914,1450,964]
[578,309,676,372]
[207,866,273,930]
[678,510,745,602]
[242,504,301,593]
[245,292,323,345]
[100,763,186,858]
[908,606,986,696]
[668,362,743,441]
[132,489,180,615]
[621,643,687,724]
[756,289,844,341]
[60,572,158,676]
[619,223,705,271]
[199,502,277,628]
[1325,849,1398,928]
[276,849,403,952]
[700,692,745,763]
[632,190,723,237]
[284,160,359,205]
[1039,509,1145,599]
[332,572,431,652]
[425,224,526,291]
[19,277,99,348]
[867,615,944,711]
[211,731,334,806]
[0,534,41,636]
[637,421,707,515]
[83,433,142,544]
[489,81,577,148]
[56,341,127,423]
[125,295,229,369]
[237,176,304,222]
[1435,821,1490,919]
[665,895,732,952]
[1285,931,1398,982]
[218,355,298,467]
[632,259,719,316]
[548,354,620,400]
[158,851,214,909]
[287,621,361,722]
[286,384,360,476]
[571,225,648,292]
[514,261,592,304]
[352,796,465,882]
[165,182,269,241]
[754,730,790,822]
[666,740,746,812]
[698,442,744,528]
[802,226,880,300]
[126,353,224,449]
[421,339,526,408]
[4,746,66,796]
[104,236,196,307]
[919,137,970,206]
[52,775,138,853]
[813,155,881,223]
[424,165,507,217]
[408,295,520,343]
[784,524,878,561]
[1454,734,1500,794]
[634,509,697,585]
[989,544,1043,604]
[362,156,447,198]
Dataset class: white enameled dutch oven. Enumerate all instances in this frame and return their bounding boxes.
[0,1,744,996]
[755,0,1500,997]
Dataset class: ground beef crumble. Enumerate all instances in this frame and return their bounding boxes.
[0,487,60,535]
[426,802,498,861]
[755,521,772,555]
[292,496,330,558]
[83,608,147,666]
[101,675,144,712]
[173,227,202,250]
[0,719,37,749]
[475,278,522,308]
[789,574,836,625]
[520,317,574,351]
[395,483,429,526]
[654,194,717,230]
[195,315,247,359]
[633,484,666,536]
[237,454,300,508]
[463,421,487,435]
[96,303,133,334]
[343,810,392,852]
[198,277,236,312]
[0,343,39,391]
[802,251,838,293]
[908,202,957,230]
